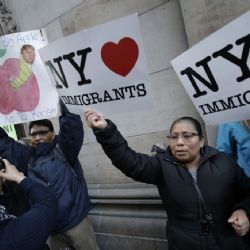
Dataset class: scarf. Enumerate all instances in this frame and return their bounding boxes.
[0,204,16,222]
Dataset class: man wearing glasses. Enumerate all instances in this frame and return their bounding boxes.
[0,101,99,250]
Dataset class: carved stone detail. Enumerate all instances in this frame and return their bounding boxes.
[0,0,18,35]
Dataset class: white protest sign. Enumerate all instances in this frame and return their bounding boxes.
[39,14,154,115]
[0,30,59,126]
[171,11,250,125]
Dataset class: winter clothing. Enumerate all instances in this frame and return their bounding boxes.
[216,122,250,177]
[0,178,57,250]
[48,216,99,250]
[0,181,30,216]
[0,111,91,233]
[94,120,250,250]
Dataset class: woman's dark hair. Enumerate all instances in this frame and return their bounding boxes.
[170,117,203,138]
[29,119,54,134]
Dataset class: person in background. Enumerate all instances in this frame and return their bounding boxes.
[216,120,250,177]
[85,109,250,250]
[0,158,57,250]
[0,101,99,250]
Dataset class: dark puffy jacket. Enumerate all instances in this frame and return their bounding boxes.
[0,181,30,216]
[0,112,91,233]
[94,120,250,250]
[0,178,57,250]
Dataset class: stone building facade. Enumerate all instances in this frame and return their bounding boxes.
[2,0,250,249]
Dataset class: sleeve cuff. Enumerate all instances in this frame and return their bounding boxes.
[19,178,34,193]
[93,119,116,141]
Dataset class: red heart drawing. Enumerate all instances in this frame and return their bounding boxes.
[101,37,139,77]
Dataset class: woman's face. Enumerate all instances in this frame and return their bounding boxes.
[168,121,204,166]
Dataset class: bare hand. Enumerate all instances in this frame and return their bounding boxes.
[228,209,250,236]
[84,109,107,129]
[0,159,25,184]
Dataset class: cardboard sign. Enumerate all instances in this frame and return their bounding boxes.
[171,11,250,125]
[0,30,58,126]
[39,14,154,115]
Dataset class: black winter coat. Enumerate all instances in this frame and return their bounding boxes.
[94,120,250,250]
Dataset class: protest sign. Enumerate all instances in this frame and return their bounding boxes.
[171,11,250,125]
[39,14,154,115]
[0,29,58,126]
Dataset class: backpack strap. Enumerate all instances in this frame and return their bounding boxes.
[51,144,80,180]
[192,178,224,250]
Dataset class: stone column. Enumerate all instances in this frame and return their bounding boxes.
[0,0,18,34]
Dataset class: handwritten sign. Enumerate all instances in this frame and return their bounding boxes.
[39,14,154,115]
[171,11,250,125]
[0,30,58,126]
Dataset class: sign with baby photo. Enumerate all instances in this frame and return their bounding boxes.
[171,11,250,125]
[0,29,58,126]
[39,14,154,115]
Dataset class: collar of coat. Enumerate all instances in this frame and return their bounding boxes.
[151,144,218,167]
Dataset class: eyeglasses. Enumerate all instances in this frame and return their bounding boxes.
[30,130,50,137]
[167,133,199,143]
